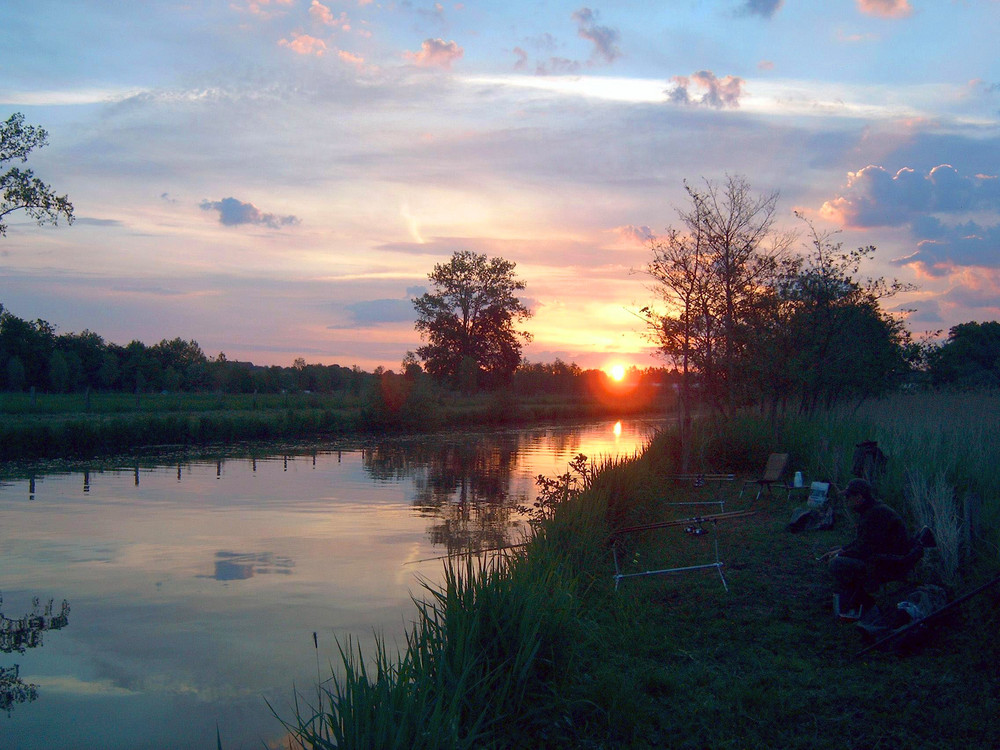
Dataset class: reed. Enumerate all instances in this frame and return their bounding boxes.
[286,541,591,748]
[903,469,964,584]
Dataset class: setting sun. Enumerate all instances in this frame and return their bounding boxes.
[609,364,626,381]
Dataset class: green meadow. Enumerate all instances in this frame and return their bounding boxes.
[286,390,1000,749]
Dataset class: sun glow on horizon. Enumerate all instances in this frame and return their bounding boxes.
[609,364,626,381]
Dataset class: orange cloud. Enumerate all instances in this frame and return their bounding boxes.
[857,0,912,19]
[404,39,464,69]
[279,32,328,56]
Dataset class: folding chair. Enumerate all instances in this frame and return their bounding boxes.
[739,452,791,504]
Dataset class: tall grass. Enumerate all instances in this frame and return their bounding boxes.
[285,549,591,749]
[670,389,1000,581]
[903,469,964,584]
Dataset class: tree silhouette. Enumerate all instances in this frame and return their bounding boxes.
[1,595,71,714]
[1,113,74,236]
[413,251,532,389]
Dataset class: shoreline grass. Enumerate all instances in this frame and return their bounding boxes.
[285,390,1000,748]
[0,389,671,462]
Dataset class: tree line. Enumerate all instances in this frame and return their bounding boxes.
[0,307,370,395]
[0,302,671,399]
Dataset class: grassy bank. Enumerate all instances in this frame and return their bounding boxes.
[0,388,669,461]
[286,390,1000,748]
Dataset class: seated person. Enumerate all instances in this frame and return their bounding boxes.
[822,478,911,619]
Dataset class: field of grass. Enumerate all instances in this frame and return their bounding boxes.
[285,390,1000,748]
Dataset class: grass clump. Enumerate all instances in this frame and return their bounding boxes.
[286,548,595,749]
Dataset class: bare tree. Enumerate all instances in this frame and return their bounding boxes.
[644,176,792,425]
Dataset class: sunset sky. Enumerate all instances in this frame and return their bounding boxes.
[2,0,998,372]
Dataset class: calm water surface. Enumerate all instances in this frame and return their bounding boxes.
[0,418,666,749]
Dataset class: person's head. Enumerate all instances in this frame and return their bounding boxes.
[844,478,875,512]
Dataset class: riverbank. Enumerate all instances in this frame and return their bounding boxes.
[0,388,671,462]
[289,390,1000,748]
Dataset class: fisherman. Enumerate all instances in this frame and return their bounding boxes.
[820,478,911,620]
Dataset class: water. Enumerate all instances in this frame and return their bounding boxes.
[0,418,665,749]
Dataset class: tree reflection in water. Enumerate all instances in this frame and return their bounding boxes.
[363,430,548,556]
[210,551,296,581]
[0,595,70,714]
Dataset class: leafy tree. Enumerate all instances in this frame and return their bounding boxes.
[413,251,532,388]
[6,356,25,392]
[928,321,1000,388]
[769,218,915,413]
[48,350,69,393]
[150,337,208,389]
[1,113,74,236]
[0,308,56,390]
[120,340,160,392]
[57,330,107,391]
[98,347,123,390]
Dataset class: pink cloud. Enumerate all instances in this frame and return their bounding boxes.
[404,38,464,69]
[240,0,294,19]
[857,0,913,19]
[338,49,367,70]
[513,46,529,71]
[614,225,654,246]
[309,1,333,25]
[668,70,744,108]
[278,32,328,56]
[571,7,622,65]
[945,268,1000,310]
[310,1,350,29]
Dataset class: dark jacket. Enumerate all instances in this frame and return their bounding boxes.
[841,497,910,562]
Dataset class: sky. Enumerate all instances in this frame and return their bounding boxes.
[2,0,999,373]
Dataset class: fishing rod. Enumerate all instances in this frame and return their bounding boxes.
[404,542,531,565]
[854,573,1000,659]
[610,509,756,537]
